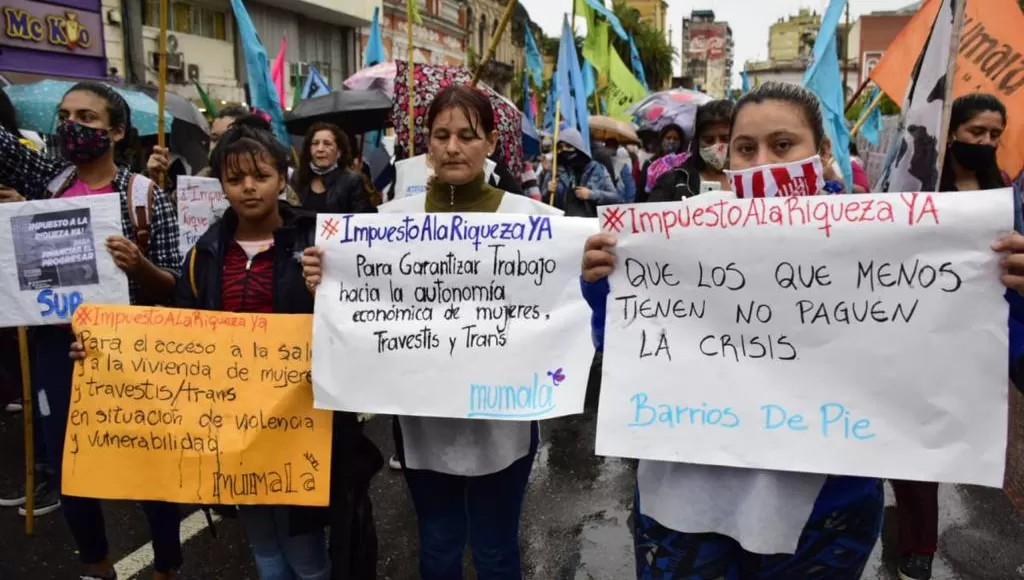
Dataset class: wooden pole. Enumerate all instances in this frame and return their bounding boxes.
[935,0,968,178]
[471,0,517,86]
[850,90,884,137]
[18,327,33,535]
[407,14,415,157]
[156,0,169,189]
[844,77,871,112]
[549,101,561,206]
[843,3,850,100]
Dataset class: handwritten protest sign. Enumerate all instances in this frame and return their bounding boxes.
[596,190,1012,486]
[0,193,128,327]
[312,212,596,420]
[64,305,332,506]
[176,176,229,256]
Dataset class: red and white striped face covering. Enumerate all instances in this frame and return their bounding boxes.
[725,155,825,199]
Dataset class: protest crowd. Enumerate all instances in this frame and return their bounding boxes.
[2,0,1024,580]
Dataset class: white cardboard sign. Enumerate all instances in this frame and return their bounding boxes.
[0,193,129,327]
[176,176,229,256]
[312,212,595,420]
[596,190,1012,486]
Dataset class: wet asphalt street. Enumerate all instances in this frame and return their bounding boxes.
[1,408,1024,580]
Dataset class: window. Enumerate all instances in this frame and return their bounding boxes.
[143,0,229,41]
[478,15,486,54]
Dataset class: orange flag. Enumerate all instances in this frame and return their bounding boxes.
[870,0,1024,177]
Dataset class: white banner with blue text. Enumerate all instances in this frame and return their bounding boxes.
[312,212,596,420]
[0,193,129,327]
[596,190,1012,486]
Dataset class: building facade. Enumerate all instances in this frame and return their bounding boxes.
[0,0,109,83]
[464,0,514,95]
[374,0,467,68]
[98,0,374,110]
[768,8,820,63]
[624,0,667,33]
[679,10,733,99]
[847,5,916,87]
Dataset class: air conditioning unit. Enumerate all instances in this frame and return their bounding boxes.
[150,52,184,71]
[187,64,200,82]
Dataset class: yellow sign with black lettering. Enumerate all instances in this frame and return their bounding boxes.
[64,305,332,506]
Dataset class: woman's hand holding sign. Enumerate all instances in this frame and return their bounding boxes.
[994,232,1024,293]
[582,233,617,283]
[302,247,324,295]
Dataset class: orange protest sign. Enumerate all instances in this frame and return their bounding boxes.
[869,0,1024,177]
[64,305,332,506]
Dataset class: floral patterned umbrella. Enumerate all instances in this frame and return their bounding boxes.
[391,61,524,181]
[626,88,713,139]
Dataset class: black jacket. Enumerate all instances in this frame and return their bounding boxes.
[647,162,702,203]
[177,203,383,578]
[297,169,378,214]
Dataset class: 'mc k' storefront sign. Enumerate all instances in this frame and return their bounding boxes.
[0,0,106,79]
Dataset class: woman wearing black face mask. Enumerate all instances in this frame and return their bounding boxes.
[0,81,182,580]
[939,93,1009,192]
[540,127,620,217]
[892,92,1009,580]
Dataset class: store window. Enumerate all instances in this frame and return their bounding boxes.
[143,0,230,41]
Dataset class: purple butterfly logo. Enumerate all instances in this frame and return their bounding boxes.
[547,368,566,386]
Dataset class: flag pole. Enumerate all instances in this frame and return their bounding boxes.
[18,327,33,535]
[844,77,871,112]
[935,0,968,176]
[156,0,169,189]
[850,91,885,138]
[407,11,415,157]
[471,0,517,86]
[549,101,562,206]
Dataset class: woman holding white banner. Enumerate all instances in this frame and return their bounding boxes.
[303,84,560,580]
[893,93,1011,580]
[0,81,183,580]
[581,82,886,579]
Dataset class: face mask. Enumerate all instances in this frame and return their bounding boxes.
[309,161,338,176]
[662,139,681,153]
[950,141,997,172]
[725,155,825,199]
[56,120,111,164]
[699,143,728,171]
[557,150,580,167]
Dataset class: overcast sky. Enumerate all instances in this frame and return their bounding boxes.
[518,0,917,86]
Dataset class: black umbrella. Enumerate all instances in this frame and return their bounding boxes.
[285,89,391,136]
[127,84,210,134]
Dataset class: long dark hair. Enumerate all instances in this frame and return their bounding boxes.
[62,81,137,164]
[0,90,21,135]
[940,93,1007,191]
[292,122,352,195]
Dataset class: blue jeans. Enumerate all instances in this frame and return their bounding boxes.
[35,326,182,572]
[403,451,535,580]
[238,505,330,580]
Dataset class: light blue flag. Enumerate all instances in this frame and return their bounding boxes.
[803,0,852,192]
[579,0,627,40]
[628,36,649,91]
[859,87,883,146]
[229,0,289,144]
[364,7,386,67]
[741,70,750,94]
[524,27,544,89]
[557,15,590,154]
[301,65,331,100]
[582,60,596,99]
[543,74,559,134]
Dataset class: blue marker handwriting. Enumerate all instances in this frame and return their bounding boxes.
[38,289,83,319]
[467,370,560,419]
[627,393,876,440]
[338,214,554,250]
